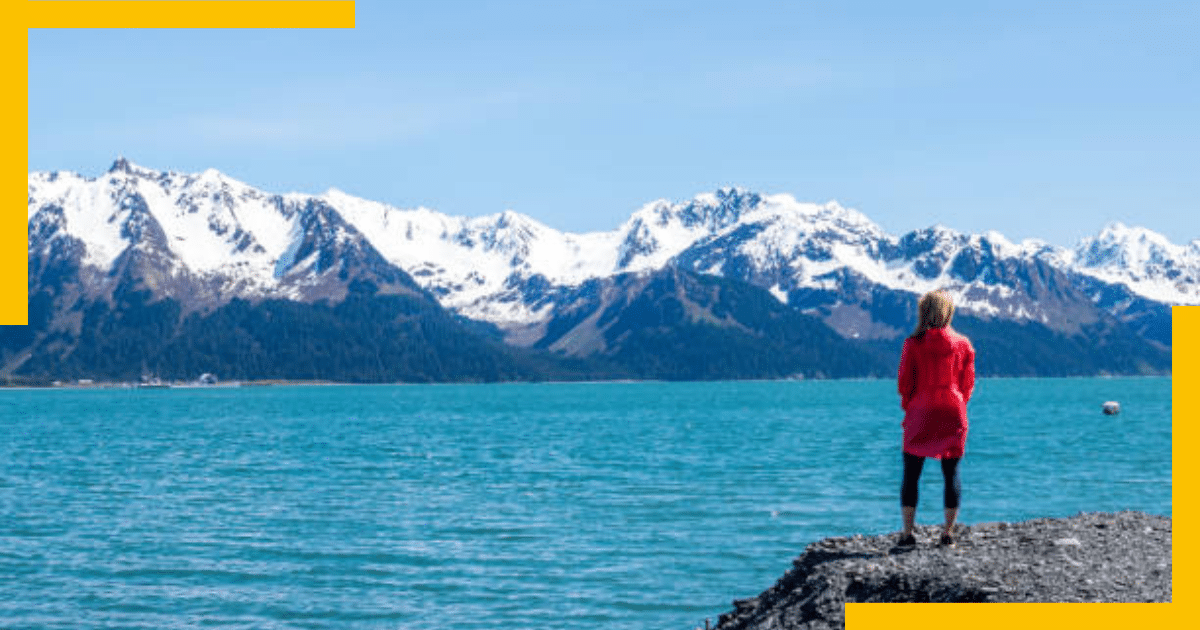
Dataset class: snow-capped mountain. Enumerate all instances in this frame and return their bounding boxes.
[1069,222,1200,305]
[27,158,423,309]
[25,160,1193,345]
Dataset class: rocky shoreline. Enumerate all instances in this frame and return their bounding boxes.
[711,511,1170,630]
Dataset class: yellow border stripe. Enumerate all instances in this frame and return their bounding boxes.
[4,7,26,325]
[1173,306,1195,604]
[24,1,355,29]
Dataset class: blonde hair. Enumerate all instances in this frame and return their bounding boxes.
[909,290,955,340]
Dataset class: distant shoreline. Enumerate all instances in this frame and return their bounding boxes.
[0,373,1173,390]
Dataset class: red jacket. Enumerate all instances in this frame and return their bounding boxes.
[897,327,976,459]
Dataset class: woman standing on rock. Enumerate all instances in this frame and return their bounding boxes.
[896,290,975,547]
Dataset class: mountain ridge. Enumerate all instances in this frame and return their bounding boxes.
[10,159,1180,381]
[28,160,1199,319]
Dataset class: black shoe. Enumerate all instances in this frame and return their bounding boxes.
[896,533,917,547]
[939,532,955,547]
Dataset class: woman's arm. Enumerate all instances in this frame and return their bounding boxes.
[959,341,976,404]
[898,338,917,410]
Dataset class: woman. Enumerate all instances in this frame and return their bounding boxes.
[896,290,975,547]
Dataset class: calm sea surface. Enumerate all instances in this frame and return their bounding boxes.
[0,378,1171,629]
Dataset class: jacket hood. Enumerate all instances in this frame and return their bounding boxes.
[920,327,955,355]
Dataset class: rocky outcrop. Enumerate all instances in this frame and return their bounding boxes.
[713,511,1170,630]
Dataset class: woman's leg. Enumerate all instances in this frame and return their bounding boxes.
[901,452,925,536]
[940,456,962,534]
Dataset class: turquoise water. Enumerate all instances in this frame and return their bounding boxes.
[0,378,1170,629]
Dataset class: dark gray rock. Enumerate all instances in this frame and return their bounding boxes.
[712,511,1170,630]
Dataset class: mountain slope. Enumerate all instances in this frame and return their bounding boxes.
[521,266,893,380]
[9,279,604,383]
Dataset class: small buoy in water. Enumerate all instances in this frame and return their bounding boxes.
[1103,401,1121,415]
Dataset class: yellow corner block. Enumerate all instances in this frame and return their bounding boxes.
[848,602,1179,628]
[23,1,355,29]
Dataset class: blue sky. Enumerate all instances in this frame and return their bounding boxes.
[28,0,1199,246]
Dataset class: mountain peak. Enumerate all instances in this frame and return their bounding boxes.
[714,185,753,199]
[105,157,173,182]
[108,156,132,173]
[496,209,522,226]
[693,186,761,210]
[1094,221,1169,245]
[107,156,157,176]
[927,223,961,237]
[1080,222,1176,256]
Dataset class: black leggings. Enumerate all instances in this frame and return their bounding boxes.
[901,451,961,509]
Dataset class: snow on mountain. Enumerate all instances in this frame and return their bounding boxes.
[667,197,1066,323]
[320,187,873,323]
[1068,222,1200,304]
[322,188,623,322]
[28,159,301,297]
[25,161,1199,329]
